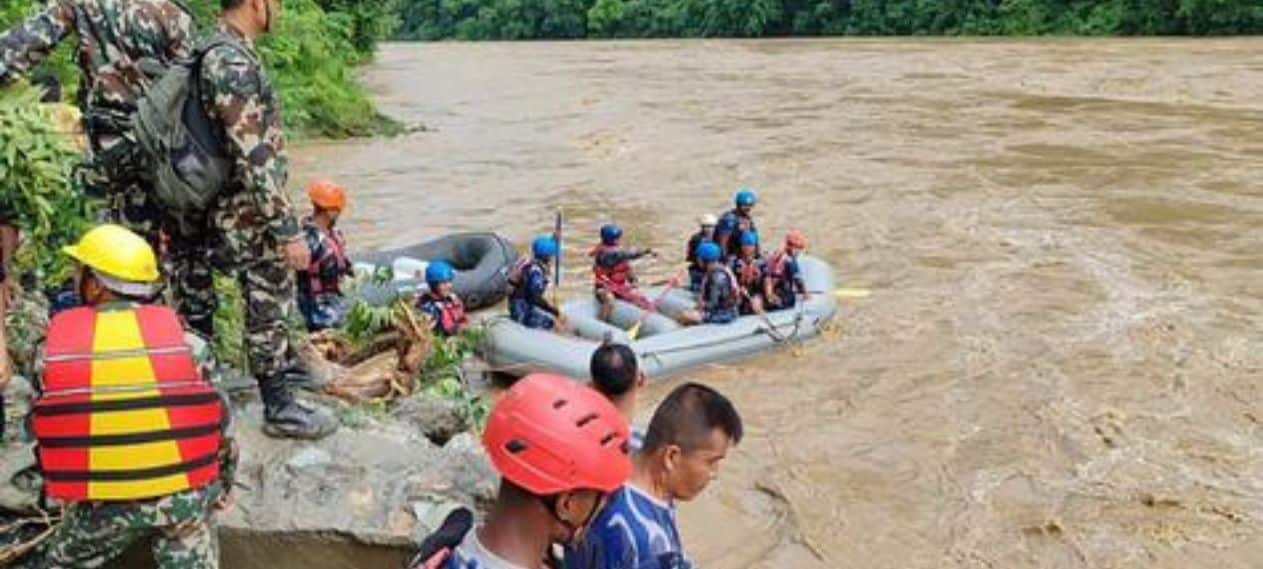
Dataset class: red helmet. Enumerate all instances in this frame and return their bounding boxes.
[307,179,347,211]
[483,374,631,495]
[785,229,808,249]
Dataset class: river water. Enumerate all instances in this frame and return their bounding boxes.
[292,39,1263,568]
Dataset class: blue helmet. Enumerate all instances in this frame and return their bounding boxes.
[425,260,456,286]
[696,241,722,264]
[739,230,759,247]
[600,224,623,245]
[734,188,757,207]
[532,235,558,259]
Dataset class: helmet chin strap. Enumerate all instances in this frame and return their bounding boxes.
[544,494,601,545]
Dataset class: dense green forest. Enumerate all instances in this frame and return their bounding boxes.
[394,0,1261,40]
[0,0,399,138]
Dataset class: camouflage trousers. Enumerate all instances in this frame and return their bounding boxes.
[98,184,161,247]
[15,485,221,569]
[167,223,297,385]
[167,229,217,339]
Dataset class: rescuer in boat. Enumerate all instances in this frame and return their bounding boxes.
[590,224,655,323]
[19,224,235,569]
[693,241,740,325]
[730,230,766,315]
[507,234,568,332]
[763,230,811,311]
[416,260,469,337]
[297,179,353,331]
[714,188,759,260]
[685,214,718,292]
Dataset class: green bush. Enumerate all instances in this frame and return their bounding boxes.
[183,0,397,138]
[2,0,395,139]
[421,326,490,430]
[0,86,95,288]
[255,0,387,138]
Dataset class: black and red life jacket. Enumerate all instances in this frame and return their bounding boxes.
[590,243,635,288]
[304,225,350,296]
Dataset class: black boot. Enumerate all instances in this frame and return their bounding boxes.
[259,378,338,440]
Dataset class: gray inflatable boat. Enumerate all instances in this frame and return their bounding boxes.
[351,232,518,310]
[484,256,838,379]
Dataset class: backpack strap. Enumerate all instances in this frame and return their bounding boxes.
[187,35,256,156]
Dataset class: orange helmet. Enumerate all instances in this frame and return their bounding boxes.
[785,229,807,249]
[307,179,347,211]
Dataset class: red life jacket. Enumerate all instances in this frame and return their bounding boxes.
[421,293,468,335]
[306,226,350,296]
[505,257,532,291]
[32,305,224,502]
[734,256,763,289]
[764,249,790,279]
[590,243,635,288]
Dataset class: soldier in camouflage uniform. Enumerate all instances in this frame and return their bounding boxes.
[0,0,195,244]
[10,225,235,569]
[168,0,337,439]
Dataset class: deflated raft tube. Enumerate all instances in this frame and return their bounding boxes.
[350,232,519,310]
[484,256,838,379]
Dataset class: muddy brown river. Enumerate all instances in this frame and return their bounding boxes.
[292,39,1263,568]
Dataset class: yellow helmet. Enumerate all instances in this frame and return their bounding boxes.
[62,225,160,294]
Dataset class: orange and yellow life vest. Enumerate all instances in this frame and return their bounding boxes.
[32,305,224,502]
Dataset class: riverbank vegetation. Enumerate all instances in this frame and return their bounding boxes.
[1,0,399,138]
[394,0,1261,40]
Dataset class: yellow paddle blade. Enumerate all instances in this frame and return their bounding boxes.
[833,288,872,299]
[627,321,643,340]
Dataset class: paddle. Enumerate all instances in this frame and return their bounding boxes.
[627,268,687,341]
[806,288,872,299]
[647,271,687,287]
[552,208,563,306]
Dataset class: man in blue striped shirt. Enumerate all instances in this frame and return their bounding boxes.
[567,383,744,569]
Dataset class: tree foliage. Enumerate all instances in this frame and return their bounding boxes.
[1,0,399,138]
[395,0,1262,39]
[0,87,94,288]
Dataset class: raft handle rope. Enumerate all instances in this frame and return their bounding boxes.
[756,303,809,345]
[639,313,815,365]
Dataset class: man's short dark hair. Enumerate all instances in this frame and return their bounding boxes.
[642,383,743,453]
[589,342,638,398]
[222,0,246,10]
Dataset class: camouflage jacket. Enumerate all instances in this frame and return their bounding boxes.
[199,21,299,245]
[0,0,194,117]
